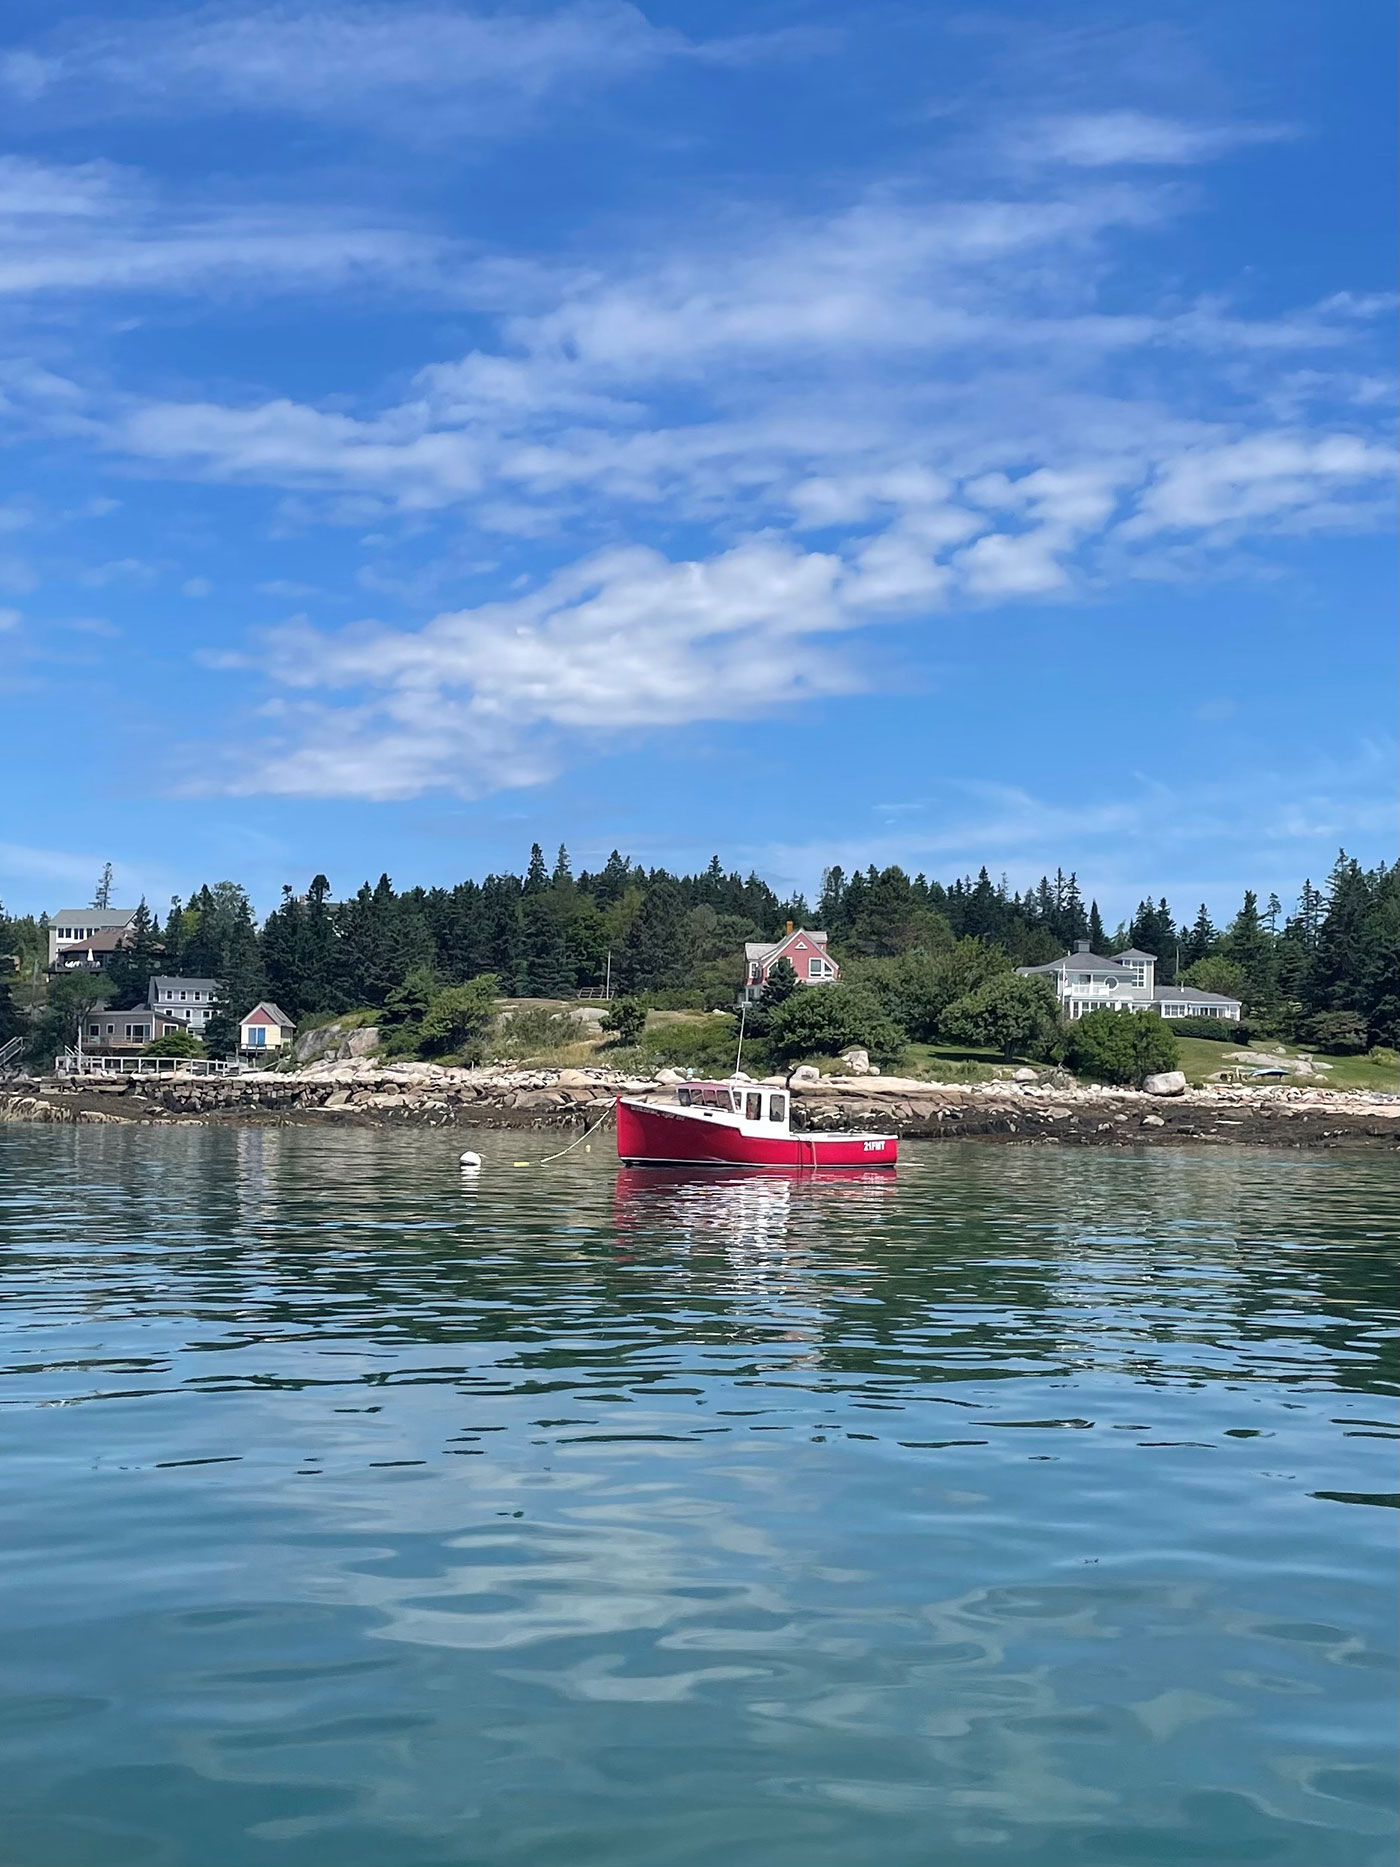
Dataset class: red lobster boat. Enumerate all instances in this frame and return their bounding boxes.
[616,1079,897,1170]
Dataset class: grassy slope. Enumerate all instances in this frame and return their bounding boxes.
[1172,1035,1399,1091]
[300,1000,1399,1092]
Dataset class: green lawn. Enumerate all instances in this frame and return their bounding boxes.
[1173,1035,1399,1091]
[897,1042,1042,1083]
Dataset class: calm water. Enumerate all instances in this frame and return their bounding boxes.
[0,1128,1395,1866]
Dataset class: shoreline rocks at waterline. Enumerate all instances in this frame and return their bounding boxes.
[2,1060,1397,1150]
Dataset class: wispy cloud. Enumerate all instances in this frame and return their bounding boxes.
[1022,110,1293,168]
[743,747,1398,914]
[0,3,811,136]
[97,154,1386,799]
[0,156,448,301]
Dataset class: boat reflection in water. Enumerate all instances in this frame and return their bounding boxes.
[613,1162,899,1261]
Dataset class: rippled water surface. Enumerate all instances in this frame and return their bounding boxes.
[1,1126,1395,1866]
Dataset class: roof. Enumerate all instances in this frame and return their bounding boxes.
[242,1001,294,1027]
[1114,947,1156,960]
[744,929,830,961]
[1021,950,1134,976]
[59,926,133,953]
[1153,986,1241,1008]
[150,975,219,994]
[52,909,137,929]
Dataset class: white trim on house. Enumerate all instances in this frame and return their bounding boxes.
[740,928,839,1003]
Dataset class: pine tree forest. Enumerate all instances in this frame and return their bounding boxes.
[4,843,1394,1066]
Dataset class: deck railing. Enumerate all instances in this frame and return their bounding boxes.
[54,1052,246,1078]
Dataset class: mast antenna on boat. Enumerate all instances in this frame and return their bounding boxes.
[732,1000,748,1079]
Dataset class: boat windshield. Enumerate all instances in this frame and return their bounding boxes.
[677,1085,739,1110]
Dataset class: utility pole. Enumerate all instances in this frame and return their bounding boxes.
[604,950,612,1000]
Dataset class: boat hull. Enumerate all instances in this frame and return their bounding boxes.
[616,1098,897,1169]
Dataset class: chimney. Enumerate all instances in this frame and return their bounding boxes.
[785,919,794,935]
[1075,939,1090,953]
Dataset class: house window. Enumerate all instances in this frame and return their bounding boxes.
[248,1026,266,1046]
[808,957,823,978]
[768,1094,786,1123]
[87,1023,99,1038]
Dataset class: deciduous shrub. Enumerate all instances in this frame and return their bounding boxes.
[1064,1009,1180,1085]
[939,973,1062,1061]
[765,983,904,1066]
[601,998,647,1046]
[1179,956,1248,1000]
[642,1016,739,1074]
[143,1029,204,1058]
[853,940,1010,1042]
[417,976,499,1061]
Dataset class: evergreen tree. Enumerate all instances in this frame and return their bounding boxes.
[1182,904,1217,967]
[162,897,186,970]
[106,899,160,1006]
[758,956,799,1011]
[592,851,632,907]
[524,843,550,894]
[617,878,690,993]
[335,875,406,1006]
[1222,890,1276,1011]
[818,866,848,937]
[1128,898,1177,975]
[93,862,114,909]
[1307,853,1397,1043]
[259,887,304,1014]
[1087,901,1106,953]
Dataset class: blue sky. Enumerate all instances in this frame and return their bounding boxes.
[1,0,1394,923]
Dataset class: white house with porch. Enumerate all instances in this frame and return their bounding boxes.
[741,926,839,1004]
[1017,941,1243,1022]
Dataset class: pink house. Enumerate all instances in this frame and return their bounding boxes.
[741,925,839,1003]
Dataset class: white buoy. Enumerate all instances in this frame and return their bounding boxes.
[458,1151,482,1174]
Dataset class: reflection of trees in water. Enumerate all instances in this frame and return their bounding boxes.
[8,1130,1395,1402]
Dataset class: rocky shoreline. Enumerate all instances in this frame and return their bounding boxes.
[3,1060,1397,1149]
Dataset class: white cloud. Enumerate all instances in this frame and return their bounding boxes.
[115,165,1388,798]
[210,538,861,798]
[1123,433,1398,536]
[0,3,806,135]
[1025,111,1291,169]
[0,84,1384,804]
[0,156,447,300]
[0,608,21,631]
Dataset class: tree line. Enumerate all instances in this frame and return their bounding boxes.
[0,845,1394,1062]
